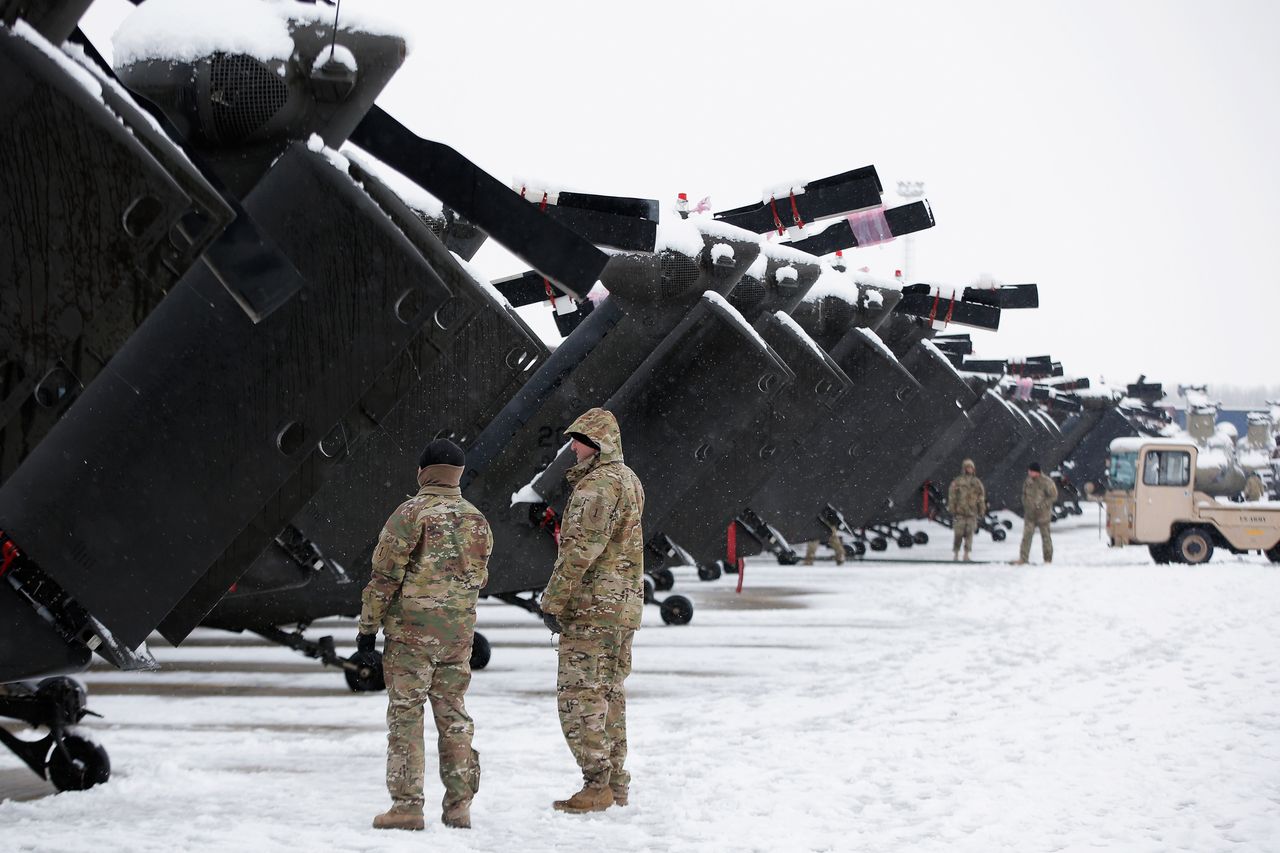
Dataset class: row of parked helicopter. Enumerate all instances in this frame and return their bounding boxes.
[0,0,1183,792]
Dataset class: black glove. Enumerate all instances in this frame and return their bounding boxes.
[356,631,377,657]
[542,612,562,634]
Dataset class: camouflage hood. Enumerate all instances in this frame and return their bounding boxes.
[565,407,624,467]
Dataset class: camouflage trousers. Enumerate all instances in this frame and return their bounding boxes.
[383,637,480,818]
[952,515,978,554]
[1019,517,1053,562]
[557,625,634,788]
[803,529,845,565]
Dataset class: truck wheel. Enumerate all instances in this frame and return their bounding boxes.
[1174,527,1214,565]
[1148,543,1172,565]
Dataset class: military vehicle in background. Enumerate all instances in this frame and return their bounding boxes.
[1175,386,1250,499]
[1104,438,1280,564]
[1237,410,1277,499]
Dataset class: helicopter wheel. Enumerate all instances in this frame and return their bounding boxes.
[344,650,386,693]
[643,575,656,604]
[718,558,738,575]
[47,735,111,792]
[869,537,888,552]
[775,551,800,565]
[896,533,913,548]
[912,531,929,545]
[659,595,694,625]
[696,561,721,582]
[470,632,491,671]
[850,540,867,556]
[1002,520,1013,530]
[991,527,1007,542]
[650,567,675,591]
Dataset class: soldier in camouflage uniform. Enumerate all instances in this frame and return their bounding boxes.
[803,520,846,566]
[1015,461,1058,564]
[357,439,493,832]
[540,408,645,814]
[947,458,986,561]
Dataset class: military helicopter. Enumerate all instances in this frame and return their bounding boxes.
[0,0,629,788]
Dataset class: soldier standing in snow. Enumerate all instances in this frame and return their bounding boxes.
[803,519,846,565]
[947,458,986,561]
[540,408,645,814]
[1015,461,1058,565]
[357,439,493,832]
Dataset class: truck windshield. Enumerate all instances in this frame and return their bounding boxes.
[1109,451,1138,490]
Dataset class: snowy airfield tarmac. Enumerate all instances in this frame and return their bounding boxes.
[2,511,1278,852]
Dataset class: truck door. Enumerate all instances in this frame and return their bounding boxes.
[1134,449,1194,542]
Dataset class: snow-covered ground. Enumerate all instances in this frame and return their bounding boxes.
[3,512,1279,852]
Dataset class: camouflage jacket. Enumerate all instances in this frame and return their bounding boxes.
[541,408,645,630]
[1021,475,1059,523]
[947,473,986,517]
[359,480,493,650]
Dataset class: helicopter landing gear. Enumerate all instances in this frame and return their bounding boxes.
[342,649,386,692]
[470,632,491,670]
[659,595,693,625]
[640,580,694,625]
[0,677,111,792]
[696,561,722,581]
[648,567,675,592]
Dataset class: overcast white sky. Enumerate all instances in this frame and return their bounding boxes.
[84,0,1279,389]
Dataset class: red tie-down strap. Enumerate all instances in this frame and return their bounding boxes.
[922,481,931,517]
[0,534,20,578]
[541,507,561,545]
[726,521,746,593]
[521,186,562,312]
[788,190,805,230]
[926,289,956,328]
[768,196,785,236]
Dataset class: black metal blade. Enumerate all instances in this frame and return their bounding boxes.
[785,200,935,255]
[556,191,659,221]
[553,299,594,337]
[962,283,1039,309]
[931,333,973,355]
[492,270,557,307]
[538,203,657,252]
[959,359,1008,373]
[349,106,607,297]
[894,293,1001,330]
[714,167,883,234]
[884,200,935,235]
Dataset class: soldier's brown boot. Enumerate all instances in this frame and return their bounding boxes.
[442,803,470,829]
[610,784,629,807]
[553,783,613,814]
[372,805,425,831]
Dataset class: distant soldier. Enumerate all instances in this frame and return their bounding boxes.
[357,439,493,832]
[947,458,986,561]
[1015,461,1058,565]
[803,519,846,566]
[540,408,645,814]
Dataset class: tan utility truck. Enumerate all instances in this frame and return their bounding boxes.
[1105,437,1280,564]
